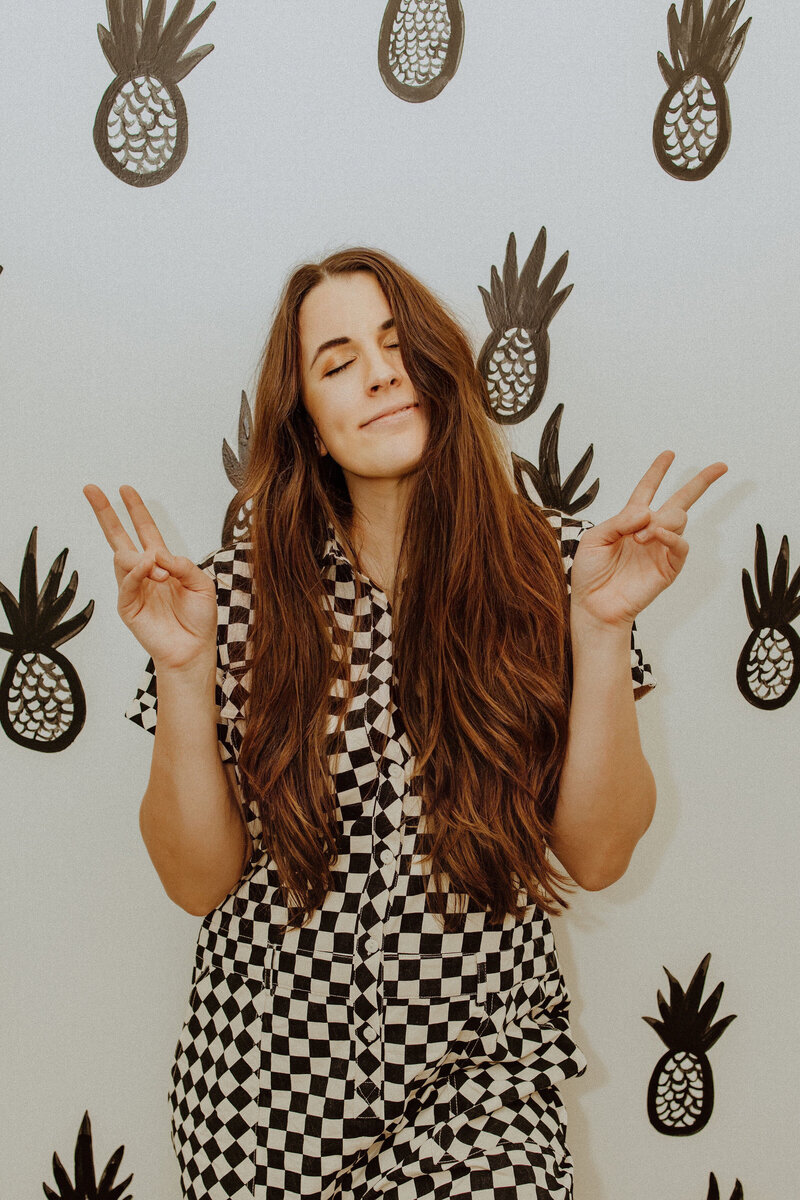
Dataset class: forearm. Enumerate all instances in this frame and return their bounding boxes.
[139,657,249,915]
[548,609,657,890]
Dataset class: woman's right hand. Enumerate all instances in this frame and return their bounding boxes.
[83,483,218,672]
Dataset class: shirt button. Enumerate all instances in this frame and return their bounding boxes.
[380,848,394,865]
[365,936,379,953]
[389,762,403,779]
[362,1025,378,1043]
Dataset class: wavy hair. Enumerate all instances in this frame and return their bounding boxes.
[233,246,577,934]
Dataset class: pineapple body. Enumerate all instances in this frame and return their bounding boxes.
[0,648,86,753]
[379,0,464,102]
[647,1046,713,1134]
[96,71,183,181]
[654,68,729,180]
[736,624,800,709]
[477,327,546,425]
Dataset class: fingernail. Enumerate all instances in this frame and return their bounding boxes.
[153,566,168,579]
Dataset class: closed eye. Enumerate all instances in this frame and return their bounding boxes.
[324,343,400,378]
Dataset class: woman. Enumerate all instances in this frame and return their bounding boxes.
[84,246,727,1200]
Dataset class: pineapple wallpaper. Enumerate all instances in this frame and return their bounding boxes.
[378,0,465,101]
[736,524,800,709]
[642,953,737,1137]
[93,0,216,186]
[653,0,751,180]
[477,228,573,426]
[0,527,94,752]
[221,388,255,548]
[43,1111,133,1200]
[511,403,599,516]
[3,2,798,1198]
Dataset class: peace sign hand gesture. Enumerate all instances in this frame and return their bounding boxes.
[83,483,218,672]
[569,451,729,631]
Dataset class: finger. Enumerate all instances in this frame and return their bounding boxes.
[624,450,676,509]
[114,544,170,585]
[657,461,728,515]
[593,503,657,544]
[634,524,689,559]
[160,553,214,593]
[117,484,171,553]
[117,549,165,614]
[634,504,688,539]
[83,483,140,555]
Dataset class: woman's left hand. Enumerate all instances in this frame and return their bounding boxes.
[569,450,728,630]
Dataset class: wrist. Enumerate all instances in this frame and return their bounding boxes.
[569,602,634,641]
[151,652,217,684]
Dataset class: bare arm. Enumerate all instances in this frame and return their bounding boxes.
[139,656,251,915]
[548,611,657,892]
[81,481,251,917]
[547,452,728,891]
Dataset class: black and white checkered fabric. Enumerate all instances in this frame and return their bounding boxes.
[124,505,656,1199]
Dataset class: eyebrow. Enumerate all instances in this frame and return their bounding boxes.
[309,317,396,370]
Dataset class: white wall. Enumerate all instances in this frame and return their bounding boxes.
[2,2,797,1197]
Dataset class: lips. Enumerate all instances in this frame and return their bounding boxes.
[364,403,418,426]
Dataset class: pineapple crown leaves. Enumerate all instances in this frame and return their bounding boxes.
[222,389,254,490]
[642,951,737,1053]
[707,1174,744,1200]
[741,522,800,629]
[98,0,216,83]
[43,1110,133,1200]
[515,403,599,514]
[478,229,573,336]
[657,0,751,86]
[0,527,94,656]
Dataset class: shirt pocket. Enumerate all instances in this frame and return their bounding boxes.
[479,945,569,1039]
[381,950,491,1111]
[265,942,356,1127]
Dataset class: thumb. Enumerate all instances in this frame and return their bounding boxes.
[594,506,653,544]
[154,549,212,592]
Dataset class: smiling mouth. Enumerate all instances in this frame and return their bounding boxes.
[365,404,419,426]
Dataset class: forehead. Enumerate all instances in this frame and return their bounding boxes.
[298,272,391,344]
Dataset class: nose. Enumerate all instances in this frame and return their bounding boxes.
[368,362,399,393]
[365,344,400,392]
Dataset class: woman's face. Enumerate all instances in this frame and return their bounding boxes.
[298,271,429,482]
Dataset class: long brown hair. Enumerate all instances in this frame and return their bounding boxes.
[234,246,577,933]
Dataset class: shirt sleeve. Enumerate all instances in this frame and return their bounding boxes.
[546,507,657,702]
[122,557,236,763]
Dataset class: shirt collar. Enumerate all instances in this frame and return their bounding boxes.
[321,520,356,573]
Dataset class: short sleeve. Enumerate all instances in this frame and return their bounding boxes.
[541,506,657,701]
[123,650,235,763]
[122,552,237,763]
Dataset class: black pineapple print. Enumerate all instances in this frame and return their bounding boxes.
[737,523,800,709]
[0,528,94,752]
[512,404,599,515]
[643,952,736,1135]
[378,0,464,101]
[653,0,751,180]
[94,0,216,186]
[477,229,573,426]
[43,1110,133,1199]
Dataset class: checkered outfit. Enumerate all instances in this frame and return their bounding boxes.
[124,506,656,1199]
